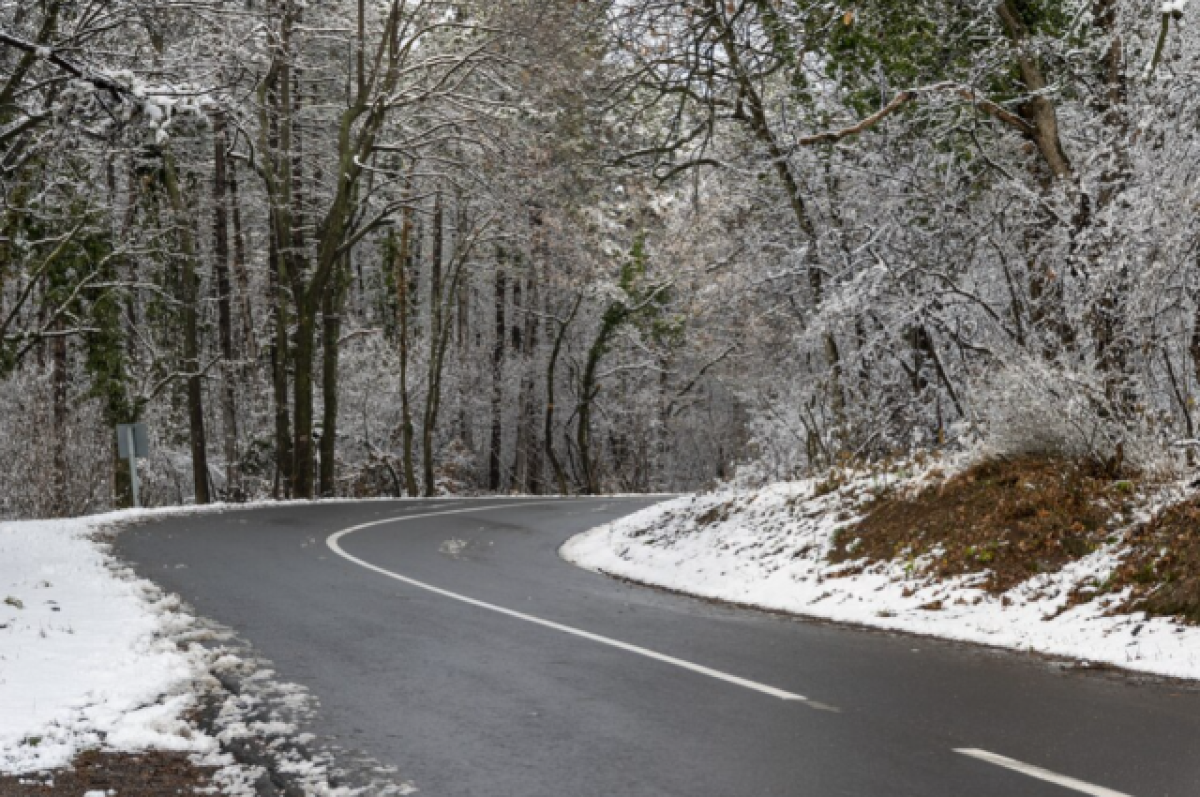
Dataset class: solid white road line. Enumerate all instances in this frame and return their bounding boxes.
[326,501,809,703]
[955,749,1134,797]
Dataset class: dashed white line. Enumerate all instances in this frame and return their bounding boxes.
[955,749,1134,797]
[325,501,809,703]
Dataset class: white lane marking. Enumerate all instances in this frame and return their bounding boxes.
[326,502,809,703]
[955,749,1134,797]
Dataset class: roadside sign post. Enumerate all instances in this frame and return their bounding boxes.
[117,422,150,508]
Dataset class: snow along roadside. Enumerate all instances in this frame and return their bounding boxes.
[560,481,1200,682]
[0,509,216,774]
[0,500,428,792]
[0,499,378,776]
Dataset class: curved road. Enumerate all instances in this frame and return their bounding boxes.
[117,498,1200,797]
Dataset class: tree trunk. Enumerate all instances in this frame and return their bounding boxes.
[545,295,581,496]
[227,162,256,362]
[393,213,420,496]
[293,298,316,499]
[1188,298,1200,433]
[707,0,845,419]
[524,274,543,493]
[422,193,445,496]
[161,150,210,505]
[319,259,348,497]
[286,52,319,500]
[577,299,629,495]
[510,270,539,493]
[213,112,240,500]
[270,224,294,498]
[996,0,1074,181]
[51,317,68,516]
[489,262,506,491]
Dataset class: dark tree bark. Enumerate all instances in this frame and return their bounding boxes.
[524,272,544,493]
[422,193,446,496]
[161,150,210,505]
[319,259,348,497]
[393,204,420,497]
[510,269,540,493]
[545,295,582,496]
[212,112,240,499]
[577,302,626,495]
[293,296,317,497]
[269,220,294,498]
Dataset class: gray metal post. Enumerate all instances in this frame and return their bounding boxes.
[126,424,141,509]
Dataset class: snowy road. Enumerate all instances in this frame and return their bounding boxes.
[116,498,1200,797]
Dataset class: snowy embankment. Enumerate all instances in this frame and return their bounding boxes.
[562,477,1200,681]
[0,509,215,773]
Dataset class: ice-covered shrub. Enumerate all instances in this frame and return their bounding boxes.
[972,360,1177,477]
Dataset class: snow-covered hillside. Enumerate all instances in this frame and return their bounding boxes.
[562,473,1200,681]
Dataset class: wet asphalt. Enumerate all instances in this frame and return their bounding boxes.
[116,498,1200,797]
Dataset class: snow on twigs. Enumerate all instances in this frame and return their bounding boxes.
[562,474,1200,682]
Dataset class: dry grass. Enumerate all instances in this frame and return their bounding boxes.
[830,457,1134,593]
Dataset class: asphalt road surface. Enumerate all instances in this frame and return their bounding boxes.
[116,498,1200,797]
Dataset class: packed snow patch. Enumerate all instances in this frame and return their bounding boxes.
[562,476,1200,681]
[0,512,214,773]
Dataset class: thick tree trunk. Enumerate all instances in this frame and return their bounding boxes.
[510,270,538,493]
[577,298,630,495]
[993,0,1077,358]
[261,1,301,497]
[393,214,420,496]
[545,296,581,497]
[391,214,420,499]
[293,300,316,499]
[161,150,210,505]
[319,261,347,497]
[453,198,474,454]
[286,54,319,500]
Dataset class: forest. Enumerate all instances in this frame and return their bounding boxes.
[1,0,1196,518]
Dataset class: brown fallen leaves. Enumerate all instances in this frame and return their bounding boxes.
[0,751,213,797]
[1110,497,1200,623]
[830,457,1133,594]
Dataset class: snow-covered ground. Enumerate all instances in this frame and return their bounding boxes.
[0,508,215,773]
[562,477,1200,681]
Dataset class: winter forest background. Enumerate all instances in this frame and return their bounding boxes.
[1,0,1197,518]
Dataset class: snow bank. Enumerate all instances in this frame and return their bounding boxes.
[562,479,1200,681]
[0,511,217,773]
